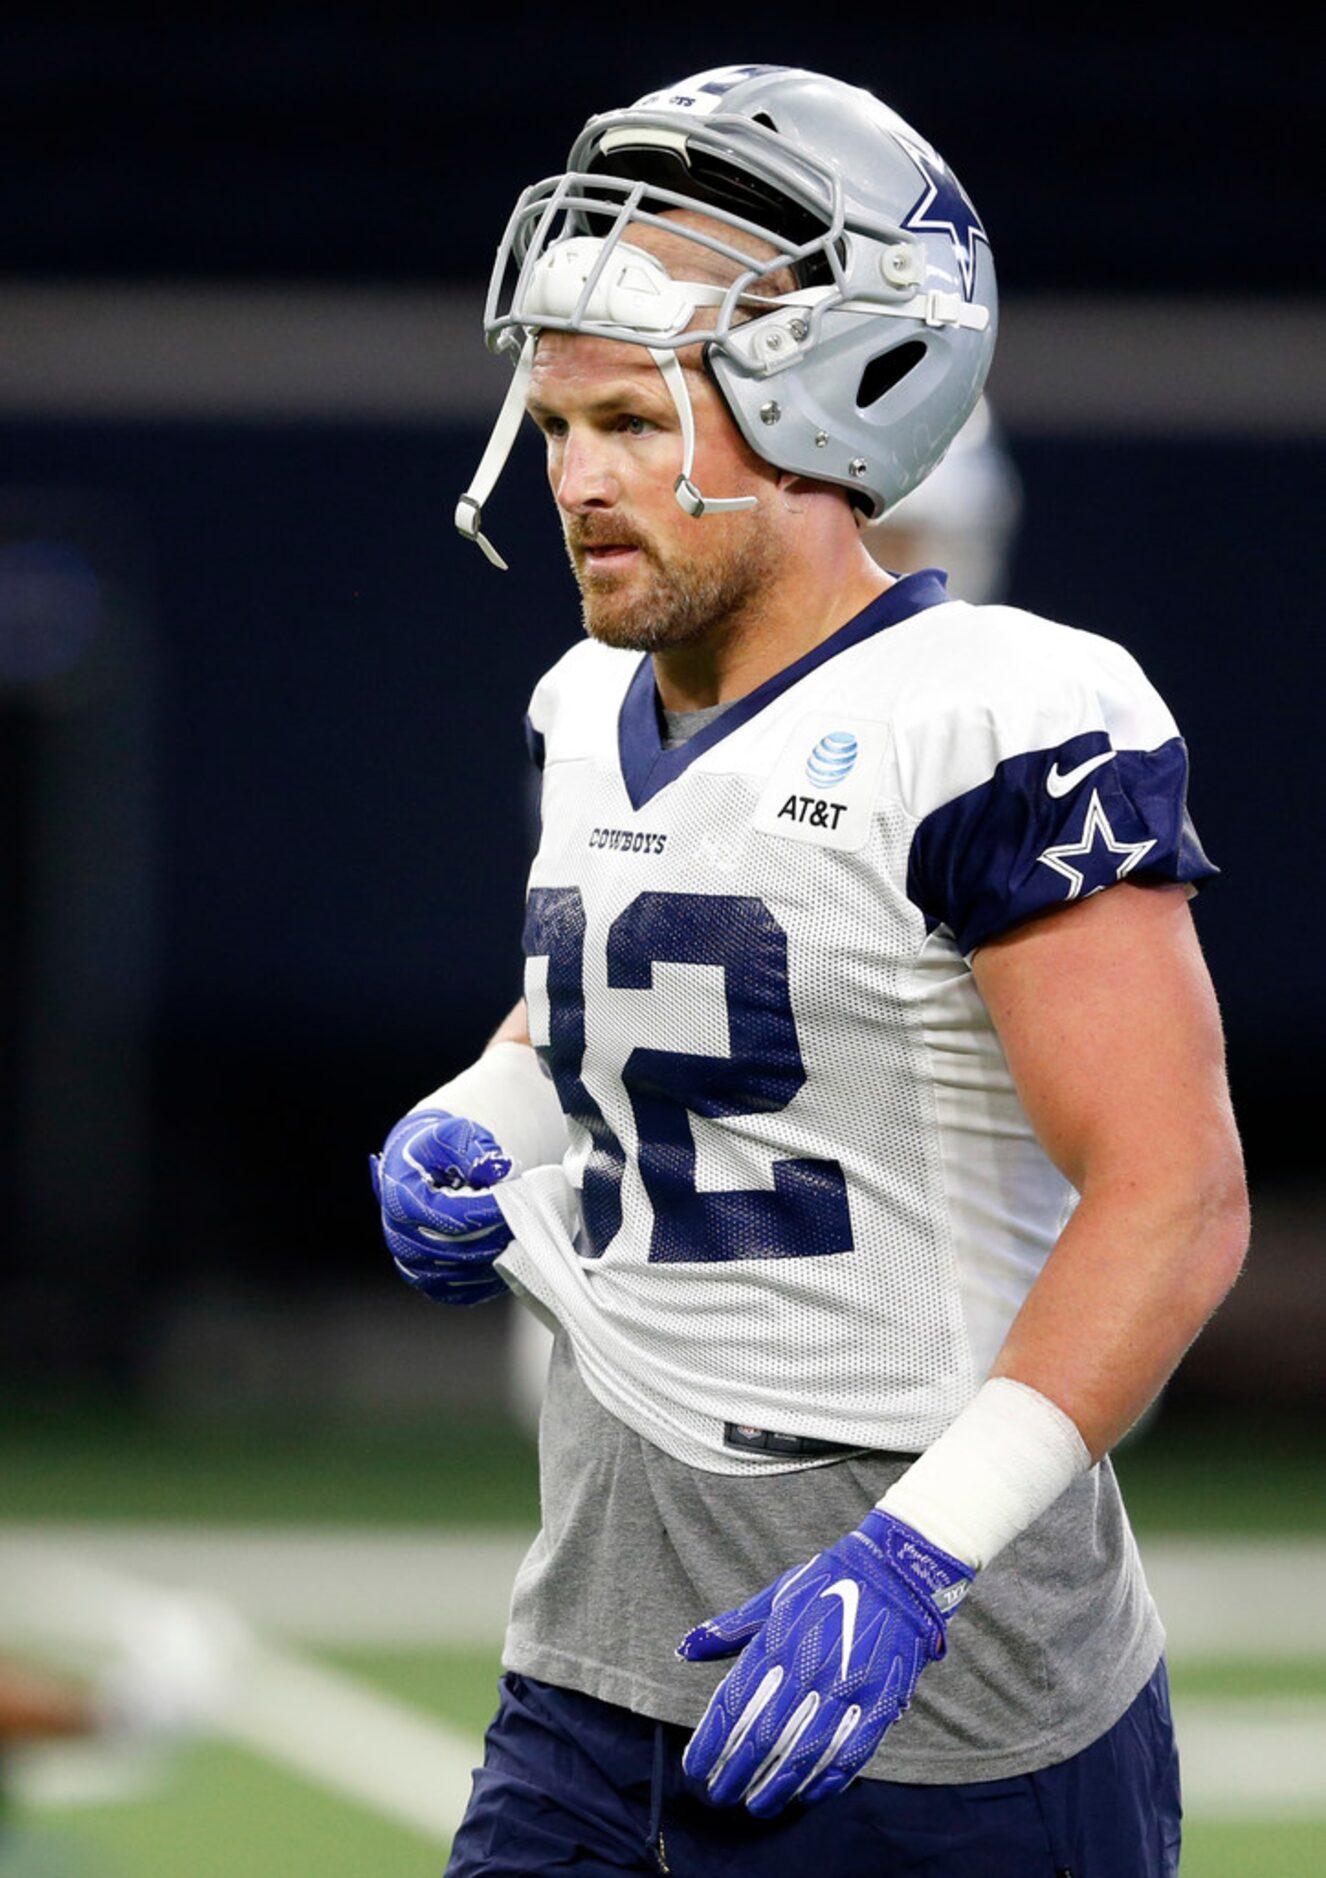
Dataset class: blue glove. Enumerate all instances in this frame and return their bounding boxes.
[370,1109,514,1306]
[677,1507,973,1817]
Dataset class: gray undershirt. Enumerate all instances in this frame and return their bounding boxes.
[661,699,731,750]
[503,1336,1162,1784]
[501,693,1164,1782]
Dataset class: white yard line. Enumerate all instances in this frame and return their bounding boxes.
[0,1540,477,1841]
[4,1527,1326,1827]
[0,1524,529,1646]
[8,1744,165,1809]
[1141,1539,1326,1660]
[8,1642,480,1842]
[1176,1700,1326,1817]
[225,1642,478,1840]
[9,1526,1326,1656]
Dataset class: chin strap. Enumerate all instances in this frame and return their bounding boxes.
[649,347,758,522]
[455,330,758,568]
[454,335,538,571]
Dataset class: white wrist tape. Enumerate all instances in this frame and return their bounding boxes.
[411,1040,567,1175]
[879,1378,1091,1571]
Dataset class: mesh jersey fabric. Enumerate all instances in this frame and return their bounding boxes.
[493,571,1214,1469]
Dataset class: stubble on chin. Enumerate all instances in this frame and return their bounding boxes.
[567,516,783,655]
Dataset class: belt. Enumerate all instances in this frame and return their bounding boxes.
[723,1421,919,1462]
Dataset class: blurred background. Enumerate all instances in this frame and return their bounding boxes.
[0,9,1322,1874]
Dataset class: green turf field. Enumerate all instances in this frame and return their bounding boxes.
[2,1410,1323,1875]
[10,1741,444,1878]
[1,1402,1320,1531]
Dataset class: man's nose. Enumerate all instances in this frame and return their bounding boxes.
[555,433,619,513]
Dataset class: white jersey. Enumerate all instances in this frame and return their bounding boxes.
[494,571,1214,1472]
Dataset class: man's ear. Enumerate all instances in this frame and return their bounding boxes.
[777,471,816,512]
[778,472,865,523]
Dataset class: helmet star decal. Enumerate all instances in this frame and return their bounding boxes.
[899,142,990,301]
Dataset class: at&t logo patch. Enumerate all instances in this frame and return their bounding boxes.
[752,713,890,853]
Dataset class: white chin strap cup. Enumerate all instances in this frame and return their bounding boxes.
[455,238,758,569]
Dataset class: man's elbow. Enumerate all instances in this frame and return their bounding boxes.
[1191,1149,1251,1310]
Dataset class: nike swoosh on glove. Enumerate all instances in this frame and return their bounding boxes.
[370,1110,514,1306]
[676,1507,974,1817]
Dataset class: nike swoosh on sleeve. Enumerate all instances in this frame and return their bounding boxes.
[1045,750,1116,797]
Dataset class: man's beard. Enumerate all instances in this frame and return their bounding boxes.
[566,513,782,654]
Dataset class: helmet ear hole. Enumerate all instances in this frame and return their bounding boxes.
[857,340,927,410]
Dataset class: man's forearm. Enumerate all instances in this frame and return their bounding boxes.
[880,1146,1247,1568]
[988,1157,1248,1461]
[967,884,1250,1464]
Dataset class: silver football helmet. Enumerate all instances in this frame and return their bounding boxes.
[457,63,997,568]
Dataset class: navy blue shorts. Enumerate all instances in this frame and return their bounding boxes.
[445,1658,1181,1876]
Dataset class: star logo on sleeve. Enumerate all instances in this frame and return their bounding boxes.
[1036,790,1157,900]
[899,142,989,301]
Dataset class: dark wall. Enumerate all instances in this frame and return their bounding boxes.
[2,12,1319,293]
[0,419,1315,1338]
[1,13,1317,1388]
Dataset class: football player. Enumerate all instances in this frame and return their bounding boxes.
[501,393,1025,1442]
[372,64,1246,1875]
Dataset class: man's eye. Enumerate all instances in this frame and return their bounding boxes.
[620,415,654,436]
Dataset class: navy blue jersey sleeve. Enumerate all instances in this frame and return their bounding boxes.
[907,728,1217,955]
